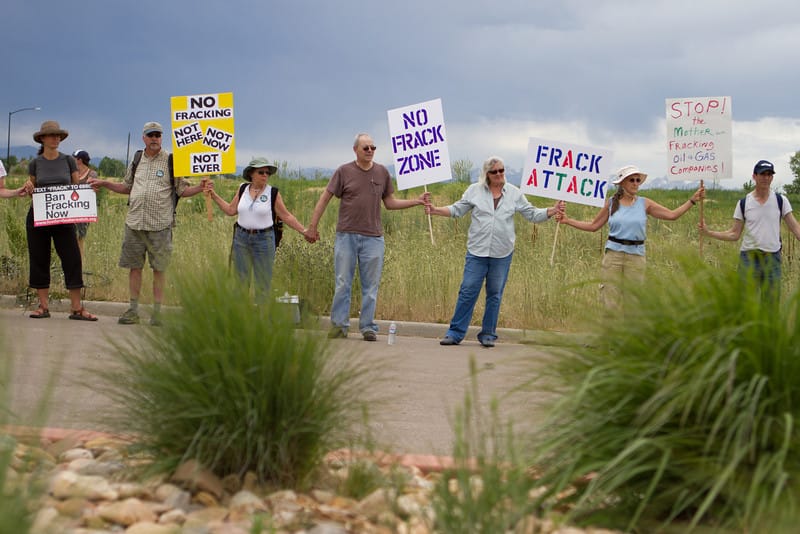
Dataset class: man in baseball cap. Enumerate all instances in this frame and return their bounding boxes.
[701,159,800,301]
[89,121,205,325]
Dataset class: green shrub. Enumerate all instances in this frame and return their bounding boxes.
[95,265,379,488]
[0,327,52,534]
[529,256,800,532]
[432,358,535,533]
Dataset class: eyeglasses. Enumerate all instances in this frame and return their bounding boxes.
[627,177,642,184]
[146,132,162,138]
[255,169,273,176]
[488,168,505,175]
[362,145,377,152]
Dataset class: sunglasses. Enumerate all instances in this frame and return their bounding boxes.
[255,169,273,176]
[362,145,377,152]
[146,132,162,138]
[627,177,642,184]
[488,168,505,175]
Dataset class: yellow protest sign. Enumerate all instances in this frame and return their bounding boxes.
[170,92,236,176]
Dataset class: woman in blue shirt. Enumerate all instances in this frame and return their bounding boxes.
[426,156,564,347]
[558,165,704,309]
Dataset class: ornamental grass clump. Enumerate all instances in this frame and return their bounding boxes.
[432,358,536,533]
[96,265,378,488]
[529,256,800,532]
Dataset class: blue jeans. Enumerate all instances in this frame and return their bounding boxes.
[446,252,513,343]
[739,250,781,301]
[232,226,275,304]
[330,232,384,334]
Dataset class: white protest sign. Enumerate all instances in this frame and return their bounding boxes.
[387,98,452,190]
[520,138,614,208]
[32,184,97,227]
[666,96,732,180]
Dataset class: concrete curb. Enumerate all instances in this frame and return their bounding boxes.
[1,294,563,344]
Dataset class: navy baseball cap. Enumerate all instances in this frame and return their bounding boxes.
[72,150,90,163]
[753,160,775,174]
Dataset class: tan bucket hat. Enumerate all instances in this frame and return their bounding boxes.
[33,121,69,143]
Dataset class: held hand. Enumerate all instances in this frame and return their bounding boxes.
[87,177,103,192]
[202,178,214,193]
[425,203,437,215]
[16,186,28,197]
[419,191,431,205]
[692,184,705,203]
[302,228,318,243]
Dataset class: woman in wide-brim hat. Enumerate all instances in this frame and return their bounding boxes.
[204,157,310,304]
[26,120,97,321]
[557,164,704,310]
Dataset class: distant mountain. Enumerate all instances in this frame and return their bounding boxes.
[7,145,39,160]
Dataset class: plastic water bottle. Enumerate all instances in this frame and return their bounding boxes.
[387,321,397,345]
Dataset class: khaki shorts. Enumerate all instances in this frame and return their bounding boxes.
[119,225,173,272]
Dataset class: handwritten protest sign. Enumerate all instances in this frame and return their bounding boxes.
[387,98,452,190]
[520,138,614,208]
[665,96,732,180]
[32,184,97,227]
[170,92,236,176]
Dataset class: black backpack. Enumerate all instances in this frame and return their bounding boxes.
[237,183,284,247]
[129,149,179,212]
[739,192,783,222]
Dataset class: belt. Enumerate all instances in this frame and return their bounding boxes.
[608,235,645,246]
[235,223,272,235]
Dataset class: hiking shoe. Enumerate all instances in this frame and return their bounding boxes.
[439,336,460,346]
[118,309,140,325]
[362,330,377,342]
[479,337,495,348]
[328,327,347,339]
[149,314,163,327]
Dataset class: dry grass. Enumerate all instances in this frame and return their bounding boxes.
[2,174,799,331]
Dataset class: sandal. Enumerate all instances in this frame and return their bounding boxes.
[69,307,98,322]
[29,307,50,319]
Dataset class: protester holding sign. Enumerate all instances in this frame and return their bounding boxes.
[204,157,311,304]
[25,121,97,320]
[558,164,704,310]
[72,150,97,261]
[426,156,564,347]
[89,121,205,326]
[307,133,429,342]
[699,160,800,301]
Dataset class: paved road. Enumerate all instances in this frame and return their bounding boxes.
[1,301,556,456]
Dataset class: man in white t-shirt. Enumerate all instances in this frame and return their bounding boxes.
[700,160,800,299]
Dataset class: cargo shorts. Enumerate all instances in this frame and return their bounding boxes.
[119,225,173,272]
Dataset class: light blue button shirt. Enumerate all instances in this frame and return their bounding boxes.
[448,181,549,258]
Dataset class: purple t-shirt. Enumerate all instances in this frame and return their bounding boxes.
[327,161,393,237]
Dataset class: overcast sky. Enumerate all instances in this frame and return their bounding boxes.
[5,0,799,187]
